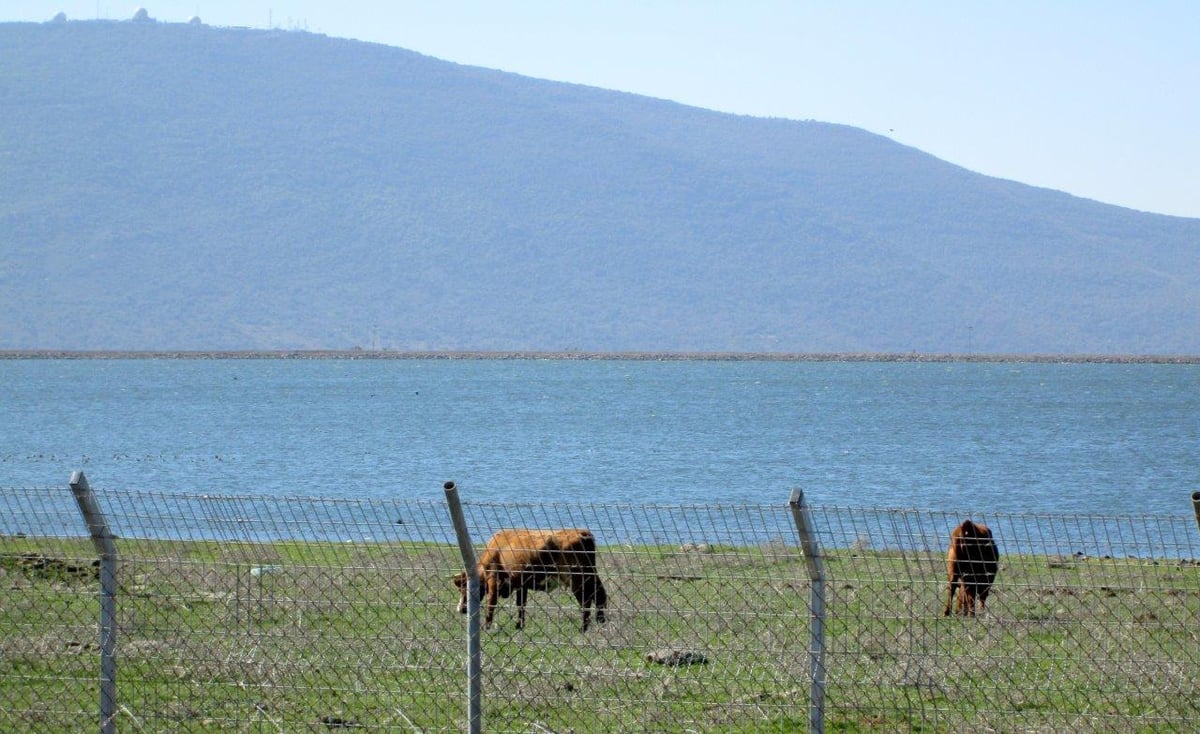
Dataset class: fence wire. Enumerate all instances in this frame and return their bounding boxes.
[453,500,816,733]
[2,484,1198,733]
[1,487,100,731]
[3,486,465,732]
[809,506,1200,733]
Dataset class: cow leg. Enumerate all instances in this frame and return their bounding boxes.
[970,583,987,616]
[961,586,976,617]
[515,586,527,630]
[592,576,608,625]
[569,575,592,632]
[943,580,956,616]
[484,578,499,629]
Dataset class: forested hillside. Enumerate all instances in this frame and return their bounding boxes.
[2,19,1197,354]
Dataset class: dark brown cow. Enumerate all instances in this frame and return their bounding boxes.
[942,519,999,617]
[453,528,608,631]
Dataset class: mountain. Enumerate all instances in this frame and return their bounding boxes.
[2,18,1198,355]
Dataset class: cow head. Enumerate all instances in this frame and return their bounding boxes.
[452,571,511,614]
[451,572,478,614]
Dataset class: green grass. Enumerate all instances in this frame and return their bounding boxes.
[2,537,1198,732]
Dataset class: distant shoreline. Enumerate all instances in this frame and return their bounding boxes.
[2,350,1198,363]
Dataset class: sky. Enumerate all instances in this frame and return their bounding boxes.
[8,1,1199,219]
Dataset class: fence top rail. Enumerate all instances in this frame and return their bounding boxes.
[3,484,1197,560]
[12,485,1198,521]
[4,483,1198,521]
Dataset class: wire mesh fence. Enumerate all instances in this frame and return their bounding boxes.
[810,505,1200,732]
[2,478,1198,732]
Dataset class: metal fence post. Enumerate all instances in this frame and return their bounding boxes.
[1192,491,1200,536]
[443,481,481,734]
[788,488,826,734]
[69,471,119,734]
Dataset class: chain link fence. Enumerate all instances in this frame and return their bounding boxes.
[2,475,1198,732]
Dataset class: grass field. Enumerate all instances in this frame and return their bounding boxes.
[2,534,1198,733]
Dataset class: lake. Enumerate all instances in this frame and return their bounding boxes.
[2,358,1197,517]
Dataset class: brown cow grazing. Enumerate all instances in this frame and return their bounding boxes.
[452,528,608,632]
[943,519,999,617]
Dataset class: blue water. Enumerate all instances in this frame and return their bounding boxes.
[2,359,1197,516]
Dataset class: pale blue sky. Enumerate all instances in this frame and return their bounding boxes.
[9,1,1199,218]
